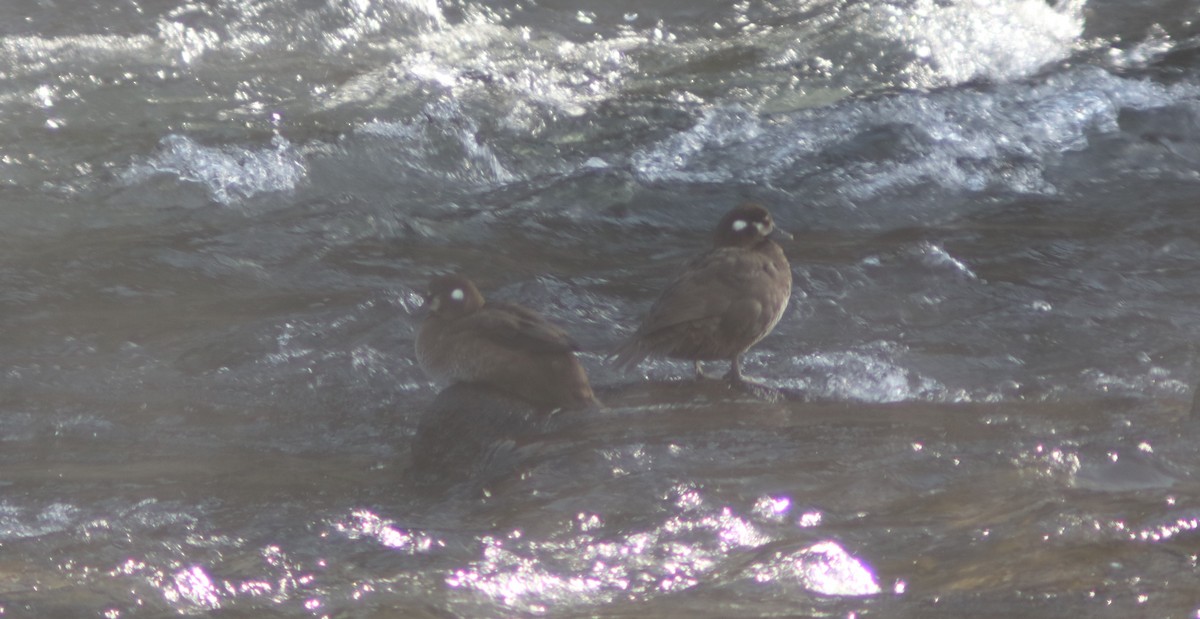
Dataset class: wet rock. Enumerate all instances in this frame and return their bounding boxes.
[1117,104,1200,143]
[407,382,570,491]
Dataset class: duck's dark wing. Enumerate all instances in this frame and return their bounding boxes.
[611,245,789,369]
[639,248,753,333]
[468,302,581,355]
[609,249,734,367]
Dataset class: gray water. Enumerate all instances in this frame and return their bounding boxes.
[4,0,1200,616]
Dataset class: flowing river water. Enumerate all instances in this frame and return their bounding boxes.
[3,0,1200,616]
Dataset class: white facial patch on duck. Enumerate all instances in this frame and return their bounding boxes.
[731,219,749,232]
[450,288,465,302]
[754,221,769,235]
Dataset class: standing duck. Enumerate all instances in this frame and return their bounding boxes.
[612,203,793,385]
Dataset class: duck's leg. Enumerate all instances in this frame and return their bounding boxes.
[722,355,745,383]
[724,354,783,402]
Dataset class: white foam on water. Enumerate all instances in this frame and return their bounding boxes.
[630,105,765,183]
[332,7,649,125]
[781,345,946,403]
[357,100,518,185]
[0,501,80,540]
[633,67,1200,199]
[164,565,224,611]
[156,19,222,65]
[853,0,1086,87]
[319,0,446,52]
[152,0,447,62]
[121,134,307,205]
[0,34,160,76]
[750,540,882,597]
[915,242,978,279]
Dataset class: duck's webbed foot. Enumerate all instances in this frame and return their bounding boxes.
[722,356,782,402]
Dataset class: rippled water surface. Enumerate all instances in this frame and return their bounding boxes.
[4,0,1200,616]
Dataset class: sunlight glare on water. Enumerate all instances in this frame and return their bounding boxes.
[750,540,882,597]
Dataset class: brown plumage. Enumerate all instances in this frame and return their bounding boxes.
[612,203,792,382]
[416,274,598,410]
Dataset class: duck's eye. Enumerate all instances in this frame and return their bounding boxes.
[731,219,748,232]
[450,288,465,302]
